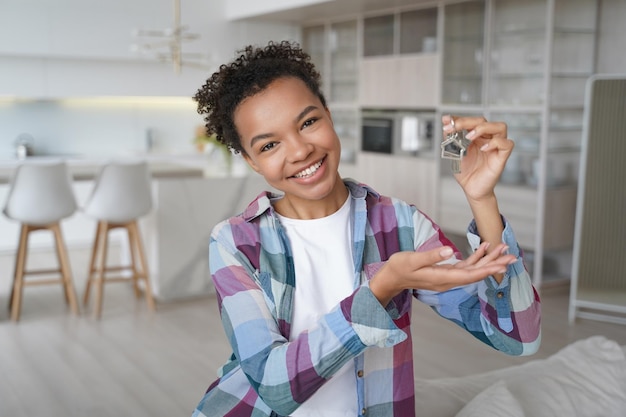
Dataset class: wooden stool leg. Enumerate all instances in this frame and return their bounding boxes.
[84,222,103,306]
[10,224,30,321]
[93,222,110,319]
[51,223,79,316]
[52,224,69,305]
[126,224,141,298]
[129,221,156,311]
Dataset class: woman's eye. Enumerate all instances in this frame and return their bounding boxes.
[302,118,318,129]
[260,142,277,152]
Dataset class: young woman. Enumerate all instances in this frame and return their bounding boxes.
[192,41,541,417]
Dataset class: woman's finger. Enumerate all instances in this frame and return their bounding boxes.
[455,242,490,267]
[463,121,508,140]
[474,135,515,153]
[421,262,510,291]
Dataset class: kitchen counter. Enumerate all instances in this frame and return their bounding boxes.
[0,157,205,184]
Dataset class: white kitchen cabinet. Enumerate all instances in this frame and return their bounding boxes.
[439,0,598,288]
[360,7,440,109]
[362,8,439,57]
[360,53,439,109]
[357,153,438,217]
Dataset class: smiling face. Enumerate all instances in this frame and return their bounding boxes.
[234,76,347,219]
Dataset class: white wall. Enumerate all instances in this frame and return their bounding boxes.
[0,0,299,158]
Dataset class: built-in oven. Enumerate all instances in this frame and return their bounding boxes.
[361,110,435,156]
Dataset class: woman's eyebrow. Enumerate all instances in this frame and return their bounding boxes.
[295,105,318,123]
[249,132,274,148]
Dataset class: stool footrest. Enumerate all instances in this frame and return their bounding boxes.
[91,265,132,273]
[25,268,63,276]
[23,278,64,286]
[94,276,137,284]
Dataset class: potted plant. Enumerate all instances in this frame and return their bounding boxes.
[193,125,233,173]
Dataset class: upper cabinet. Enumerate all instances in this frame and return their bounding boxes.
[303,21,359,105]
[303,21,360,163]
[399,8,438,54]
[360,7,440,109]
[441,1,485,106]
[363,14,395,57]
[488,0,596,108]
[329,20,359,103]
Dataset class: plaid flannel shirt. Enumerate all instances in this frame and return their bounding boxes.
[192,179,541,417]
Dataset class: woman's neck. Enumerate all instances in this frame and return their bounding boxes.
[274,178,349,220]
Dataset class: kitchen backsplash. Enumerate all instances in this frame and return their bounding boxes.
[0,97,204,160]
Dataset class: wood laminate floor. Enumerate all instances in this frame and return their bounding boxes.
[0,247,624,416]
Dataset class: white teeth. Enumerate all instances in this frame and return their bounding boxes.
[294,160,322,178]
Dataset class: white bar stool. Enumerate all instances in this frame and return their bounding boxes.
[2,162,80,321]
[82,161,156,319]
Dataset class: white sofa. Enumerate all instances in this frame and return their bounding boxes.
[414,336,626,417]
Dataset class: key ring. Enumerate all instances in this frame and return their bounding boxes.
[441,116,471,173]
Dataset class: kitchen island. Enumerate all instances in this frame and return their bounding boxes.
[0,157,269,301]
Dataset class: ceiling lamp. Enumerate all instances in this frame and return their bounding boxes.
[131,0,210,73]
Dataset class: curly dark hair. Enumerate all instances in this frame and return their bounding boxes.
[194,40,327,154]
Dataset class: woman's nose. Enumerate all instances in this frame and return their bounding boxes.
[286,134,313,161]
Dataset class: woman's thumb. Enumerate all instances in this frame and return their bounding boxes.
[439,246,454,258]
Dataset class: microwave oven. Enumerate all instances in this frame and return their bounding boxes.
[361,111,435,156]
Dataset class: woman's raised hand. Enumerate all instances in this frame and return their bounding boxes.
[442,115,515,203]
[369,242,516,307]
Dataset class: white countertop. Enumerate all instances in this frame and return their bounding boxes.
[0,155,209,184]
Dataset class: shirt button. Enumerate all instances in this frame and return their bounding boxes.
[496,291,504,298]
[357,370,364,378]
[361,407,367,415]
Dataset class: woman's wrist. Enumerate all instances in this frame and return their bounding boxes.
[369,265,398,308]
[468,193,504,251]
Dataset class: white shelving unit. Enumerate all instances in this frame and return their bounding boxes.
[301,0,604,289]
[438,0,598,288]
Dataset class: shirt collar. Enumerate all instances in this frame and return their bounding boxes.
[240,178,379,222]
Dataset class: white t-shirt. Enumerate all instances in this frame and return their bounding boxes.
[276,194,357,417]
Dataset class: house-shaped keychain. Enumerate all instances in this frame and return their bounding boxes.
[441,118,471,173]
